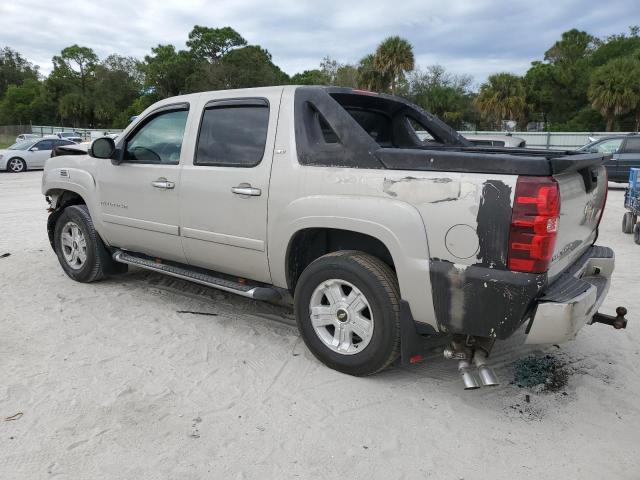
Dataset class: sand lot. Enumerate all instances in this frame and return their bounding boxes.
[1,170,639,479]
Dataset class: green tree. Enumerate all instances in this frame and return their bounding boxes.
[186,26,246,63]
[142,44,195,98]
[291,69,329,85]
[51,45,98,97]
[590,26,640,67]
[49,45,99,125]
[524,61,555,126]
[407,66,474,129]
[0,79,56,125]
[93,55,144,127]
[0,47,39,98]
[187,46,288,91]
[373,36,414,94]
[474,73,527,129]
[588,56,640,131]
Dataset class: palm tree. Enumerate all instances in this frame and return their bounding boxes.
[474,73,527,129]
[373,36,414,94]
[357,54,389,92]
[588,57,640,131]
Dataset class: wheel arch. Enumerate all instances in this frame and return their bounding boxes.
[45,189,89,250]
[269,195,437,327]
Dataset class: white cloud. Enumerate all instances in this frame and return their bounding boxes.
[0,0,636,82]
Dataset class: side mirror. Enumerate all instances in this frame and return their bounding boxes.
[90,137,116,159]
[29,147,39,151]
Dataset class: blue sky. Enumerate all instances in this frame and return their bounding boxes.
[0,0,637,85]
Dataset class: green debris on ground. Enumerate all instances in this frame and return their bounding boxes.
[512,354,569,391]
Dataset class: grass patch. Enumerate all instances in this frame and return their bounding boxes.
[0,142,10,149]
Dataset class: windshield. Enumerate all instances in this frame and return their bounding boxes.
[8,140,37,150]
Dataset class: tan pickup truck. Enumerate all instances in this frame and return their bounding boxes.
[42,86,626,388]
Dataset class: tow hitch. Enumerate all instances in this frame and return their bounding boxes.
[591,307,628,330]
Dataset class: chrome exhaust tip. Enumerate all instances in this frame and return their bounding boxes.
[458,360,480,390]
[477,365,499,387]
[473,351,499,387]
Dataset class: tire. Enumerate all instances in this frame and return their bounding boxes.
[634,223,640,245]
[7,157,26,173]
[622,212,634,234]
[294,251,401,376]
[53,205,115,282]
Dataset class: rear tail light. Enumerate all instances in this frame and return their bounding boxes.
[508,176,560,273]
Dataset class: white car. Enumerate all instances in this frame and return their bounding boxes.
[1,138,75,173]
[15,133,41,143]
[57,132,84,143]
[464,134,526,148]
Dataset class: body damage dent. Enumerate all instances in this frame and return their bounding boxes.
[428,179,545,338]
[382,176,465,204]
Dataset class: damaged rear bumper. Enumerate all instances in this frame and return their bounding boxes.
[525,246,615,344]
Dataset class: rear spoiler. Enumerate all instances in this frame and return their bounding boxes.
[549,152,609,175]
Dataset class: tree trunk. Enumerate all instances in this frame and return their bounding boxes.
[606,115,614,132]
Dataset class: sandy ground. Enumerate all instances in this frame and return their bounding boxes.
[1,170,639,480]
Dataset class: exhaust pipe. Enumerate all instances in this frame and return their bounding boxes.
[473,350,499,387]
[458,360,480,390]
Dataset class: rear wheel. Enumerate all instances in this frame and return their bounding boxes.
[634,223,640,245]
[294,251,401,376]
[622,212,635,234]
[7,157,26,173]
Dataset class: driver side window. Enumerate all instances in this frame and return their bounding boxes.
[124,109,189,164]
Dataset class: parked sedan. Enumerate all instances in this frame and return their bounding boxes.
[15,133,41,143]
[464,134,526,148]
[0,138,75,173]
[578,134,640,183]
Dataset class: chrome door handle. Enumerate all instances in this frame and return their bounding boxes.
[151,178,175,189]
[231,184,261,196]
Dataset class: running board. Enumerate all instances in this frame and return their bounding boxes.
[112,250,282,302]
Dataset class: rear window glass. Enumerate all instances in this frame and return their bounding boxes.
[345,109,392,145]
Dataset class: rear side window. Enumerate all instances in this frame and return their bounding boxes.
[623,137,640,153]
[195,105,269,167]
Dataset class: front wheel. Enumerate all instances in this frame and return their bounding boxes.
[53,205,114,282]
[634,223,640,245]
[7,157,26,173]
[294,251,401,376]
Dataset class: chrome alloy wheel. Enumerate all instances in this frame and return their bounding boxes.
[60,221,87,270]
[8,158,25,172]
[309,279,374,355]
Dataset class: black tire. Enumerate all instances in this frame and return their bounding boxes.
[622,212,634,234]
[7,157,26,173]
[634,223,640,245]
[53,205,116,282]
[294,251,401,376]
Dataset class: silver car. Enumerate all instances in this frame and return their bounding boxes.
[0,138,75,173]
